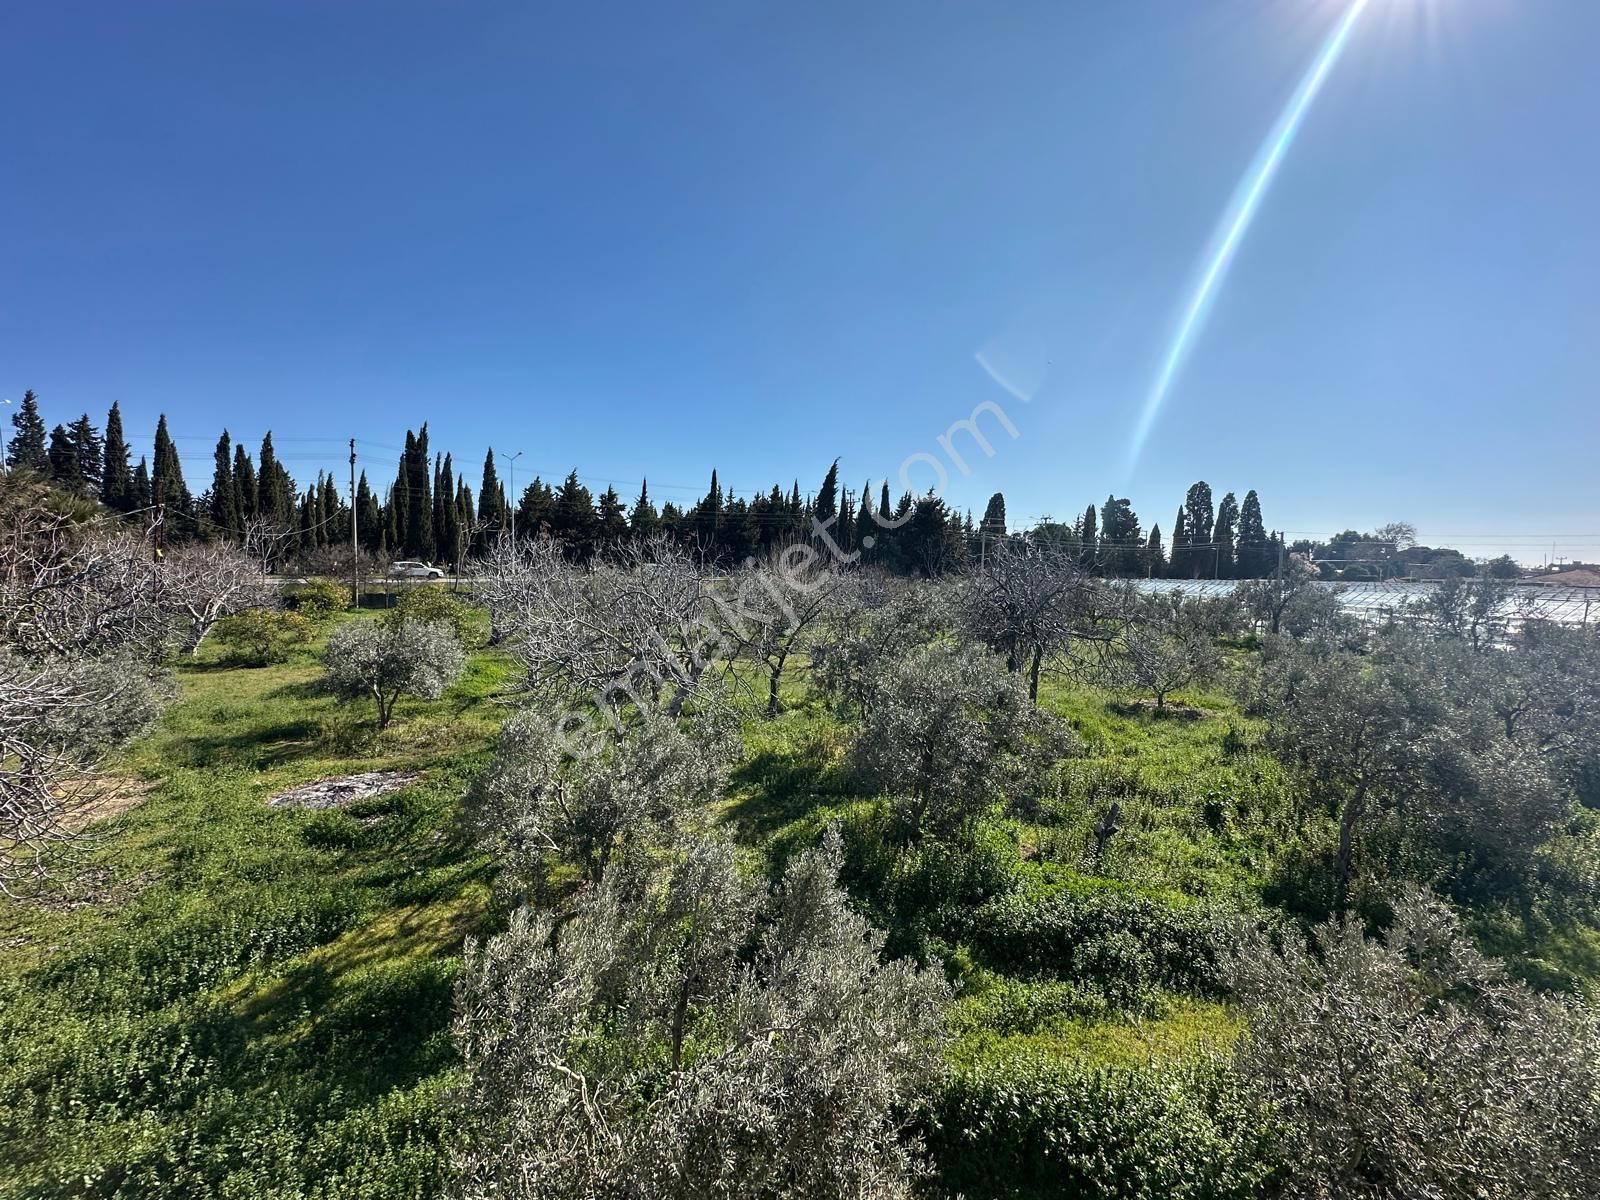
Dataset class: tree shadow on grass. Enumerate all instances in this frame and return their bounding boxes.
[722,732,854,842]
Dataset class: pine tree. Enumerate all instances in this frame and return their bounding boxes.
[554,470,597,560]
[211,431,240,536]
[1182,481,1214,579]
[48,425,80,486]
[67,414,103,494]
[101,402,132,510]
[1236,490,1268,578]
[597,485,629,548]
[6,390,49,472]
[517,477,554,539]
[1213,492,1239,579]
[630,478,659,539]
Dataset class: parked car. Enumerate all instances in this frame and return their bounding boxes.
[389,560,445,579]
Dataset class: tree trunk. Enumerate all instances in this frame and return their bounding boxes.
[1029,646,1043,705]
[1334,791,1365,915]
[766,666,781,718]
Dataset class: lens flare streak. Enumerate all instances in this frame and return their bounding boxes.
[1128,0,1369,463]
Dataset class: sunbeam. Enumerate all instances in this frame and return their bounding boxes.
[1128,0,1370,465]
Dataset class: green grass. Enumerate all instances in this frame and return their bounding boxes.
[0,617,515,1199]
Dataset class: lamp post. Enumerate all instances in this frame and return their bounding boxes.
[501,450,523,543]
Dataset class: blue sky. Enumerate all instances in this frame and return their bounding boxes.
[4,0,1597,563]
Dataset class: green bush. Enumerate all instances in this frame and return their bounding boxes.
[387,585,487,648]
[301,808,364,850]
[923,1055,1280,1200]
[213,609,314,665]
[293,576,352,623]
[967,885,1230,1008]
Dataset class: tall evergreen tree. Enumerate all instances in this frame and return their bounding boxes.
[597,485,629,548]
[437,454,460,567]
[210,431,240,535]
[356,471,382,553]
[1169,507,1189,578]
[258,433,291,526]
[1236,490,1268,578]
[814,459,840,529]
[101,401,132,510]
[1145,524,1165,577]
[1078,503,1098,570]
[151,414,190,514]
[979,492,1007,539]
[131,456,153,510]
[1182,481,1215,579]
[695,468,724,550]
[405,426,434,560]
[1213,492,1239,579]
[67,414,103,493]
[517,476,555,539]
[554,470,597,560]
[232,443,257,522]
[6,390,48,473]
[48,425,80,487]
[1099,495,1142,577]
[477,449,503,538]
[630,478,659,539]
[856,484,874,558]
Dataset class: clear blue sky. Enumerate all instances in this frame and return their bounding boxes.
[4,0,1597,563]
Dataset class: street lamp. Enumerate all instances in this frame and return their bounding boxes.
[498,449,523,543]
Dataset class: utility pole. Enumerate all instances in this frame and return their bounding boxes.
[0,397,10,473]
[349,439,359,608]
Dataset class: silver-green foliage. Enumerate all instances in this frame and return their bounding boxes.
[851,641,1073,841]
[1227,890,1600,1199]
[450,829,950,1200]
[464,707,741,888]
[320,617,464,729]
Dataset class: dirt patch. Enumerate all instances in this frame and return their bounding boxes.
[62,776,157,832]
[268,770,421,811]
[32,867,161,913]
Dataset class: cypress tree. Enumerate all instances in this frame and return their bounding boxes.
[391,451,411,551]
[258,433,290,525]
[233,444,257,522]
[48,425,80,486]
[101,402,132,510]
[1079,503,1098,570]
[1213,492,1239,579]
[1169,508,1189,578]
[1182,481,1214,579]
[856,483,874,557]
[1146,524,1165,577]
[67,414,103,494]
[211,431,240,535]
[6,390,49,472]
[131,456,153,510]
[1236,490,1268,578]
[356,471,381,552]
[405,427,434,560]
[151,414,190,514]
[438,454,460,567]
[814,459,840,528]
[477,450,502,538]
[979,492,1007,539]
[695,469,724,550]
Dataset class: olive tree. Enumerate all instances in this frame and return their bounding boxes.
[727,548,857,717]
[450,829,950,1200]
[813,577,951,718]
[851,642,1074,841]
[321,617,465,730]
[1113,619,1220,709]
[1227,890,1600,1199]
[464,705,741,890]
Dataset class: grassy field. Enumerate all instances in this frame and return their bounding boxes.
[1,619,1310,1197]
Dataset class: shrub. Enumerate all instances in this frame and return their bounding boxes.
[388,584,486,647]
[966,886,1230,1008]
[923,1055,1279,1200]
[291,577,351,623]
[213,609,314,665]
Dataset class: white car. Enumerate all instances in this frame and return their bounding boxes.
[389,561,445,579]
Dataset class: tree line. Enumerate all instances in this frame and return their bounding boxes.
[11,387,1313,579]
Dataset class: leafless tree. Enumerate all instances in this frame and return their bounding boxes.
[160,542,275,655]
[477,535,743,728]
[727,548,859,717]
